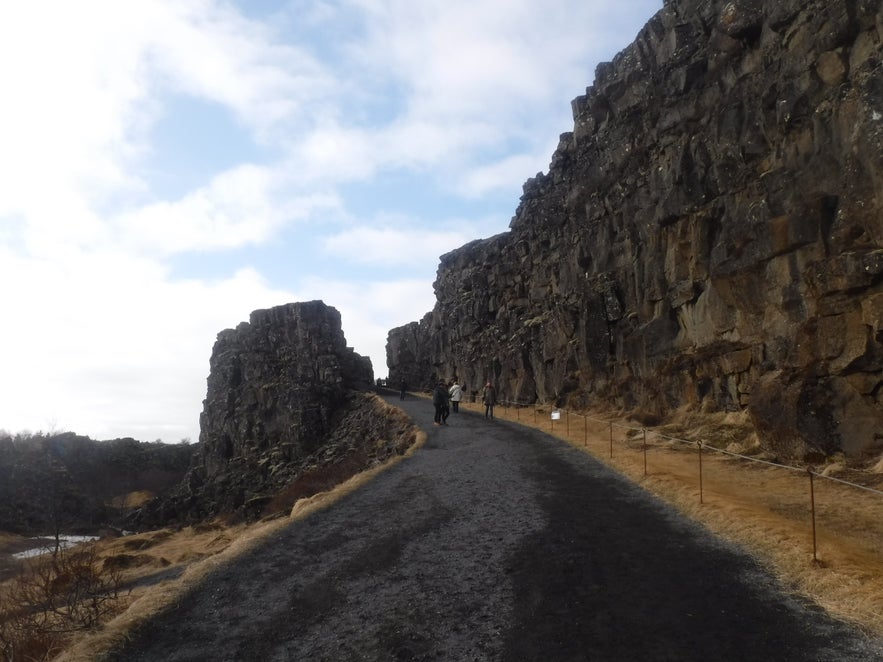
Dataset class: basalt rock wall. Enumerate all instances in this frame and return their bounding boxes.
[198,301,373,478]
[388,0,883,459]
[133,301,420,526]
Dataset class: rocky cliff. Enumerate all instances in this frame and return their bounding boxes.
[197,301,373,478]
[135,301,416,526]
[387,0,883,460]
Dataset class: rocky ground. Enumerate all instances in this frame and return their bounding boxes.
[100,394,883,661]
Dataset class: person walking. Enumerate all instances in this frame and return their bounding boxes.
[482,382,496,419]
[449,380,463,413]
[432,381,449,426]
[400,378,407,401]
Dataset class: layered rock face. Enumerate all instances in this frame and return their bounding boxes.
[132,301,414,526]
[388,0,883,459]
[386,318,436,396]
[199,301,373,477]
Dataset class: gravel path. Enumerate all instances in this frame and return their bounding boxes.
[107,394,883,661]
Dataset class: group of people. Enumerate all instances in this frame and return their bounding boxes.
[432,379,497,425]
[431,380,455,425]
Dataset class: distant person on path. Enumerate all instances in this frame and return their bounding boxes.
[432,381,449,426]
[400,378,407,400]
[449,380,463,413]
[483,382,496,419]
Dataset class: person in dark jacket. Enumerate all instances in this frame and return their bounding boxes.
[432,381,449,425]
[482,382,496,419]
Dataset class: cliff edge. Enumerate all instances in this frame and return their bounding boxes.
[387,0,883,460]
[135,301,416,526]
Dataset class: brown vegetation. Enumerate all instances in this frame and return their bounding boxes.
[0,544,124,661]
[466,399,883,637]
[6,393,882,658]
[41,424,426,662]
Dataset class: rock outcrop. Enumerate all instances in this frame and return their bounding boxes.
[197,301,373,479]
[388,0,883,459]
[135,301,416,526]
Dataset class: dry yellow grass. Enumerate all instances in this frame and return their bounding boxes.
[17,392,883,658]
[108,490,156,510]
[0,534,30,583]
[51,416,428,662]
[465,399,883,637]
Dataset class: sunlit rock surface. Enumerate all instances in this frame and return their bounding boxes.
[199,301,373,478]
[132,301,416,527]
[387,0,883,459]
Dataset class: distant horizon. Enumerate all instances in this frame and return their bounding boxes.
[0,0,663,443]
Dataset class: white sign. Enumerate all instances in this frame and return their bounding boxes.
[551,410,561,420]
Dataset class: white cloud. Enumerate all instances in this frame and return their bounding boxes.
[334,0,665,192]
[0,0,338,252]
[0,245,292,442]
[0,0,664,441]
[322,224,475,267]
[281,0,658,196]
[351,1,596,122]
[293,124,382,183]
[0,3,150,227]
[112,164,343,256]
[291,276,438,376]
[145,1,334,140]
[458,152,551,198]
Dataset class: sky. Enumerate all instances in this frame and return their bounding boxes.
[0,0,662,443]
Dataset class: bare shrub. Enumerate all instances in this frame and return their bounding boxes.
[0,543,125,661]
[262,450,372,518]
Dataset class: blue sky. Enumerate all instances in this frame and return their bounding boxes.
[0,0,661,442]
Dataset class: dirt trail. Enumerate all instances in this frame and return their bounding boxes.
[479,401,883,634]
[103,396,883,661]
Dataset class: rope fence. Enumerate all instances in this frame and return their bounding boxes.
[480,397,883,564]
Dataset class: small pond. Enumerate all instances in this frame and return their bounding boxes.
[12,535,100,559]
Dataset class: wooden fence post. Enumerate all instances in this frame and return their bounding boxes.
[609,422,614,458]
[808,467,818,562]
[698,441,704,504]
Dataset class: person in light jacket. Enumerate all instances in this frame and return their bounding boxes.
[449,381,463,413]
[482,382,496,419]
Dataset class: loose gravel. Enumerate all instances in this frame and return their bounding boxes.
[106,394,883,661]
